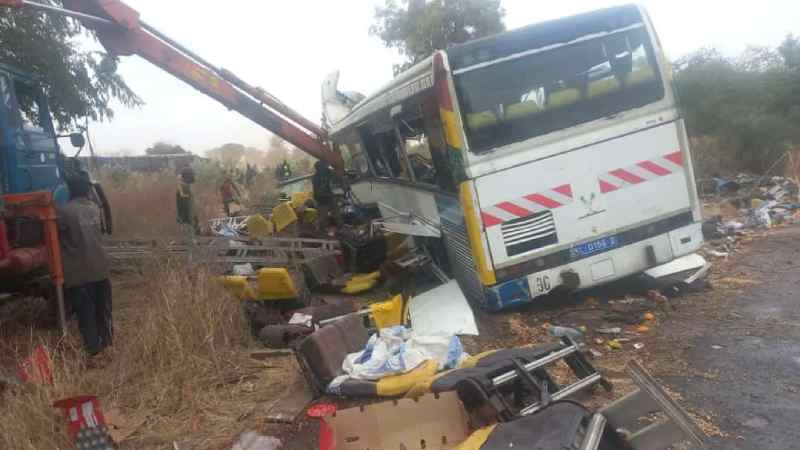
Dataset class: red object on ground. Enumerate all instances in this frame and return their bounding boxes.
[53,395,108,441]
[307,403,337,450]
[16,345,53,386]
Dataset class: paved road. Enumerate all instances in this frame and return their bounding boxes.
[667,227,800,449]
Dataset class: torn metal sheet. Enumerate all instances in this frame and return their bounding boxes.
[645,253,710,282]
[408,280,479,336]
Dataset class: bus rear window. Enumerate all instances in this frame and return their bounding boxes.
[454,26,664,153]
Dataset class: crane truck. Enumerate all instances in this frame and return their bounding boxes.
[0,0,344,332]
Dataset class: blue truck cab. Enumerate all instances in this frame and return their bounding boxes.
[0,63,71,205]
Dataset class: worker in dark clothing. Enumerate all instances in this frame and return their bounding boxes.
[312,160,335,233]
[58,172,112,356]
[176,166,198,232]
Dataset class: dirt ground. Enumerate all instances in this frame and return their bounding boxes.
[4,224,798,448]
[277,225,800,449]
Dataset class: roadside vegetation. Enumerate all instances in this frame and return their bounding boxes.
[0,261,272,449]
[675,36,800,177]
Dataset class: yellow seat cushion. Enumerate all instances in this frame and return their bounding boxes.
[219,276,257,301]
[271,201,298,232]
[370,294,405,330]
[505,101,543,120]
[588,77,621,98]
[246,214,274,237]
[376,359,439,397]
[257,268,299,300]
[627,66,656,85]
[466,111,498,130]
[548,88,581,108]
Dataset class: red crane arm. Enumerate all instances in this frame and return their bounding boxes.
[1,0,342,170]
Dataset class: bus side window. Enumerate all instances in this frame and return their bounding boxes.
[339,140,370,180]
[359,126,391,178]
[378,131,409,180]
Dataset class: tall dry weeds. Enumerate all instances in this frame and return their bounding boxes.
[100,171,221,241]
[0,258,259,449]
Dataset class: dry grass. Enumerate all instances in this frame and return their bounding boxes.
[100,171,221,241]
[0,258,292,449]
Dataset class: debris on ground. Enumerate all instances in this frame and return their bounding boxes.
[231,432,282,450]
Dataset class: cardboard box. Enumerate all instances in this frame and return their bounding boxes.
[327,392,470,450]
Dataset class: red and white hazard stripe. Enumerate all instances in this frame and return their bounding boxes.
[598,151,684,194]
[481,184,573,228]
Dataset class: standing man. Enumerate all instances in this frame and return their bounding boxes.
[58,171,112,356]
[312,160,335,233]
[219,176,242,217]
[176,166,198,233]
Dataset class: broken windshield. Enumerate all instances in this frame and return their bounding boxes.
[453,25,664,153]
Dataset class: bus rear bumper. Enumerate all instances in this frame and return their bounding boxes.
[482,222,703,311]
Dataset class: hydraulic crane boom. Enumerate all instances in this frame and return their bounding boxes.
[1,0,343,170]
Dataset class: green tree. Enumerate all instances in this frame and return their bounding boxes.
[371,0,505,74]
[145,141,188,156]
[0,1,141,129]
[674,35,800,174]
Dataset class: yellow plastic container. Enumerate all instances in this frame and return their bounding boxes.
[219,276,257,301]
[257,268,299,300]
[246,214,274,237]
[272,201,298,232]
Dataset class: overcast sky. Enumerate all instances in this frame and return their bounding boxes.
[83,0,798,155]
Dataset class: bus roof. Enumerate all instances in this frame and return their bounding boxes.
[327,4,644,138]
[446,4,643,72]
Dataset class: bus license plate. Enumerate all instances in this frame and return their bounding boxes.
[528,269,560,297]
[571,236,620,259]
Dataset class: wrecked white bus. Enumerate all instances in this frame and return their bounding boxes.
[324,4,703,311]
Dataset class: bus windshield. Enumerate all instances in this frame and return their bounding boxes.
[454,25,664,153]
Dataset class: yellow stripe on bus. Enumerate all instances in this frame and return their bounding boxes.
[460,181,496,286]
[440,107,464,151]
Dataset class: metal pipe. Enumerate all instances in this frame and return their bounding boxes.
[491,343,580,386]
[579,414,608,450]
[18,0,115,26]
[520,373,602,416]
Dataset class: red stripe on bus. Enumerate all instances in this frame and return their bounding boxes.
[610,168,645,184]
[599,180,619,193]
[637,160,671,176]
[496,201,533,218]
[524,193,562,209]
[552,184,573,198]
[665,151,683,166]
[481,212,503,227]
